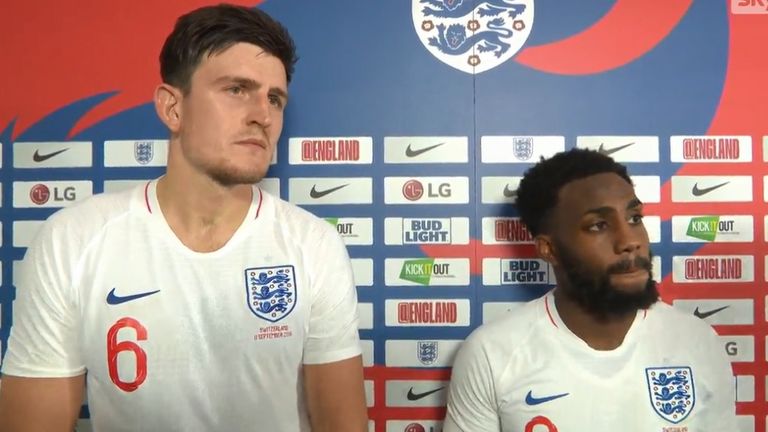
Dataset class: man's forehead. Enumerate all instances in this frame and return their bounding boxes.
[193,42,287,86]
[557,173,637,211]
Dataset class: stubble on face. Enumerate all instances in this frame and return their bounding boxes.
[204,160,269,187]
[554,241,659,320]
[177,44,286,187]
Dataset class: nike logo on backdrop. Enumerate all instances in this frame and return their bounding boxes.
[691,181,729,196]
[597,142,634,156]
[693,305,729,319]
[405,142,444,157]
[525,390,569,406]
[503,184,517,198]
[309,184,349,198]
[33,148,69,162]
[106,288,161,305]
[406,386,445,401]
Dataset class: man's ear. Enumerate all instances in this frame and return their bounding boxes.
[535,234,559,267]
[154,83,183,133]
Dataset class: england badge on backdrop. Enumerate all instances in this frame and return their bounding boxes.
[412,0,534,74]
[134,141,154,165]
[245,265,297,322]
[513,137,533,160]
[645,366,695,424]
[417,340,439,365]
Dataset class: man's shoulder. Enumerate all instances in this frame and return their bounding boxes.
[264,190,338,239]
[41,187,139,242]
[647,300,719,338]
[50,187,135,222]
[465,297,546,354]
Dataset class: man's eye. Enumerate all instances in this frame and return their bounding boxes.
[269,94,284,108]
[588,221,608,232]
[227,86,244,95]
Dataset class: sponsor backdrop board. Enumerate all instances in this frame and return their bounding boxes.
[1,1,766,431]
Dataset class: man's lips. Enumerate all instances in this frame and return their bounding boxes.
[235,139,267,149]
[611,268,648,278]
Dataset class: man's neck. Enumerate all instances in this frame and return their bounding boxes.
[552,289,638,351]
[156,171,254,253]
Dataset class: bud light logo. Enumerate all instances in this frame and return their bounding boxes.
[500,259,553,284]
[403,218,452,244]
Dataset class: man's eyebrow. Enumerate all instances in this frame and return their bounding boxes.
[582,198,643,216]
[212,75,258,87]
[583,206,614,217]
[269,86,288,101]
[212,75,288,101]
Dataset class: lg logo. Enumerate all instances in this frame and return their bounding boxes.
[29,184,77,205]
[402,180,452,201]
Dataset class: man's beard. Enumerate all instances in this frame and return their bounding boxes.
[555,243,659,320]
[204,160,267,187]
[208,167,264,187]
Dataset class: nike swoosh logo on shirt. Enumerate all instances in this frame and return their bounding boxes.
[691,182,729,196]
[309,184,349,198]
[33,148,69,162]
[405,142,444,157]
[525,390,569,406]
[693,305,729,319]
[106,288,161,305]
[406,386,445,401]
[597,142,634,156]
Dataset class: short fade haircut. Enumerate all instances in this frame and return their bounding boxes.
[515,148,633,236]
[160,3,297,92]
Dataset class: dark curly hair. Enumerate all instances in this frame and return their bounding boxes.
[516,148,632,236]
[160,4,297,92]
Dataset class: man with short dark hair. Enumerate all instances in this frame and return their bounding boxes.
[0,5,368,431]
[444,148,736,431]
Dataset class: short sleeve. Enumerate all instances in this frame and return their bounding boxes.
[302,224,361,365]
[444,331,501,432]
[2,219,84,377]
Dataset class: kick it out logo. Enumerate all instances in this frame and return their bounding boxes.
[685,216,738,242]
[400,258,450,285]
[412,0,535,74]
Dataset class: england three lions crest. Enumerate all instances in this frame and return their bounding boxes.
[645,366,695,424]
[134,141,154,165]
[513,137,533,160]
[417,341,438,365]
[245,265,296,322]
[412,0,534,74]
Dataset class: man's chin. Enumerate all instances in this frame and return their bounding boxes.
[608,272,651,295]
[208,168,266,186]
[606,278,660,312]
[570,276,660,319]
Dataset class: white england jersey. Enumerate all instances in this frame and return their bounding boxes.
[2,180,362,431]
[445,292,736,432]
